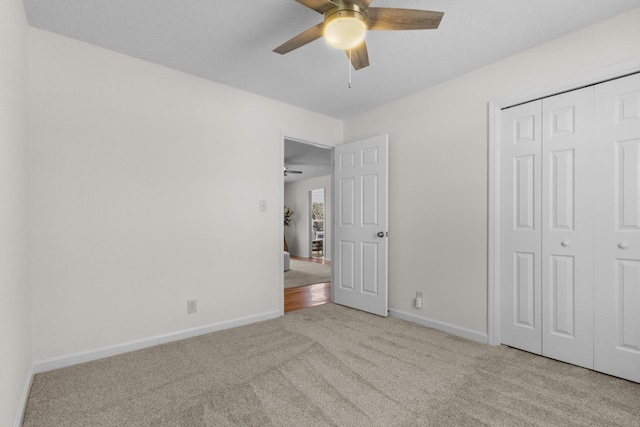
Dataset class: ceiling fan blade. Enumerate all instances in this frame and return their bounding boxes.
[350,0,374,10]
[346,41,369,70]
[273,22,325,54]
[295,0,335,14]
[367,8,444,31]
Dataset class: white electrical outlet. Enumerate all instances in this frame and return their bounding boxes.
[187,299,197,314]
[415,292,423,309]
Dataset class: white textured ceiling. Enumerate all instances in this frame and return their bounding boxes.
[284,139,332,183]
[23,0,640,119]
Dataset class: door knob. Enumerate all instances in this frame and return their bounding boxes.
[619,242,629,249]
[561,240,570,247]
[377,231,385,238]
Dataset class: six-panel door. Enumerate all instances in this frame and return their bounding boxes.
[500,101,543,354]
[594,73,640,382]
[541,87,594,369]
[333,134,389,317]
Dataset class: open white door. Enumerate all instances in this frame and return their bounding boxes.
[333,134,388,316]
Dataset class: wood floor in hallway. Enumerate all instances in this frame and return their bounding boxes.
[284,256,331,313]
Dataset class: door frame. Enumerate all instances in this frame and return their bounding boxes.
[487,57,640,346]
[279,132,335,315]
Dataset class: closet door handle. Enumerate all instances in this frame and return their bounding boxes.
[561,240,570,247]
[618,242,629,249]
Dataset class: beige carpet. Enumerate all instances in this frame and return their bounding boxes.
[284,259,331,289]
[23,304,640,426]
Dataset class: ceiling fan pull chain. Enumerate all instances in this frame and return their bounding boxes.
[348,49,352,88]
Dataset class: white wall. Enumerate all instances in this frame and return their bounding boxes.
[344,8,640,337]
[284,175,332,260]
[0,0,31,425]
[28,29,343,362]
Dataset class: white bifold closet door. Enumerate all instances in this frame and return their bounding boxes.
[501,87,595,369]
[501,72,640,382]
[594,73,640,383]
[541,88,595,368]
[500,101,543,355]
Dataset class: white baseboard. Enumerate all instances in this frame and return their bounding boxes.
[389,309,488,344]
[33,310,281,374]
[15,364,34,427]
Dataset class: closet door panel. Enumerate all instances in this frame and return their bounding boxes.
[501,101,542,353]
[541,87,594,369]
[594,73,640,383]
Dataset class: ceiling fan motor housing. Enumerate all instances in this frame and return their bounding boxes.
[323,1,367,50]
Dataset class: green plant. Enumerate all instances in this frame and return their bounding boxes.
[284,206,294,227]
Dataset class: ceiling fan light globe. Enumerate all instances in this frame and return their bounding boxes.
[324,13,366,50]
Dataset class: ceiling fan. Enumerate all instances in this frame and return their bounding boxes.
[284,166,303,176]
[273,0,444,70]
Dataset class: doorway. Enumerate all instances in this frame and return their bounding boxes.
[281,137,333,313]
[280,134,390,317]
